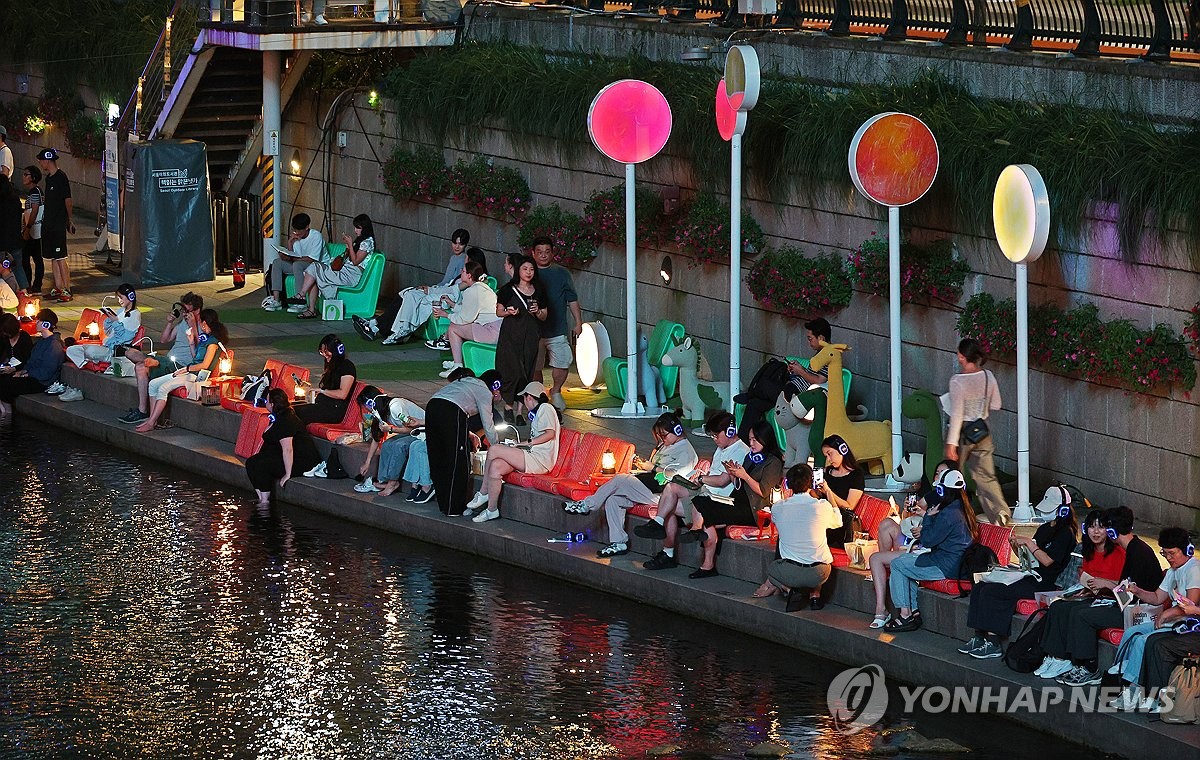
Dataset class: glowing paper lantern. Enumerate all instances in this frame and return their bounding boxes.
[587,80,672,165]
[993,164,1049,264]
[848,112,939,208]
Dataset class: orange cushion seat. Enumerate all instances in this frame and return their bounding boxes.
[628,503,658,519]
[504,429,581,488]
[979,523,1014,567]
[234,407,271,459]
[854,494,894,539]
[1099,627,1123,645]
[306,380,368,441]
[552,439,638,500]
[1015,598,1039,616]
[527,432,610,494]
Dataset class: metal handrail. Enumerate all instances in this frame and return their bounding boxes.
[116,0,200,138]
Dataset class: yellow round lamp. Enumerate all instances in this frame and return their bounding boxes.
[576,321,611,389]
[993,164,1050,264]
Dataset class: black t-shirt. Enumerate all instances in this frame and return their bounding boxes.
[1,332,33,365]
[316,358,357,413]
[496,280,549,317]
[263,409,321,470]
[826,467,865,501]
[42,169,71,231]
[1034,520,1079,587]
[1121,535,1166,591]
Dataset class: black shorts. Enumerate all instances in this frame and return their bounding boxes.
[693,495,756,527]
[42,231,67,261]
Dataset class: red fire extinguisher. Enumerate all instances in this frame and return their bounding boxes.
[232,257,246,289]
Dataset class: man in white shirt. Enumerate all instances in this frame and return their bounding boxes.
[636,411,750,570]
[753,463,843,609]
[262,213,325,311]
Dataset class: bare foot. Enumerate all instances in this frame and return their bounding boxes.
[752,580,779,598]
[379,483,400,497]
[134,421,154,433]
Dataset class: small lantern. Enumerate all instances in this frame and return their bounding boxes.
[218,349,233,377]
[294,383,306,400]
[23,299,38,319]
[87,321,100,338]
[600,449,616,475]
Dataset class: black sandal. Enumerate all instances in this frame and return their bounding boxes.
[883,612,922,632]
[297,309,318,319]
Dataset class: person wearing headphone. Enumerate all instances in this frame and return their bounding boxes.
[351,386,432,501]
[65,283,141,368]
[120,291,203,425]
[958,496,1077,655]
[1028,509,1128,682]
[134,308,228,433]
[635,411,750,571]
[676,419,784,580]
[245,388,321,506]
[816,434,866,549]
[562,412,699,559]
[884,468,979,633]
[0,308,63,416]
[464,380,561,524]
[294,334,357,425]
[1106,527,1200,707]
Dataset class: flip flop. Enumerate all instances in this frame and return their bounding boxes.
[297,309,318,319]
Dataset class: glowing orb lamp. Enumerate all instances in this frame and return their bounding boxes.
[576,321,612,389]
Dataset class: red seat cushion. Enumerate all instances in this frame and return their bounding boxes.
[831,548,850,567]
[727,525,776,542]
[504,429,581,487]
[1015,598,1039,616]
[854,494,893,539]
[306,380,367,440]
[979,523,1014,567]
[919,579,972,595]
[551,439,641,500]
[527,431,608,493]
[628,503,658,519]
[234,407,271,459]
[1099,627,1123,645]
[221,397,250,413]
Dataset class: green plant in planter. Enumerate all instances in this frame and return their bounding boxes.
[849,234,971,305]
[957,293,1196,392]
[582,184,664,246]
[382,145,447,203]
[747,246,853,319]
[516,203,598,268]
[447,156,531,222]
[65,113,105,161]
[673,192,766,266]
[1186,303,1200,358]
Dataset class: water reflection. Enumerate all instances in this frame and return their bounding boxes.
[1,422,1097,759]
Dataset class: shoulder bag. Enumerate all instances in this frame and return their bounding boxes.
[961,372,991,444]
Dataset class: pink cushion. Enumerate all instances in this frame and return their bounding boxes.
[1015,598,1039,616]
[628,503,658,519]
[234,408,271,459]
[1099,627,1123,645]
[726,526,775,541]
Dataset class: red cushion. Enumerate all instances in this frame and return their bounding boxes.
[854,494,893,539]
[505,429,582,488]
[628,503,658,519]
[727,526,776,542]
[306,423,359,442]
[1099,627,1123,645]
[979,523,1014,567]
[170,386,188,399]
[919,579,972,595]
[527,431,608,493]
[831,548,850,567]
[221,397,250,413]
[234,408,271,459]
[1015,598,1039,616]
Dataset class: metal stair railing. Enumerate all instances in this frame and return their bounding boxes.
[116,0,203,139]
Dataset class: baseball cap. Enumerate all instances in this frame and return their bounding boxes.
[37,148,58,161]
[519,381,547,399]
[0,125,7,137]
[937,468,967,490]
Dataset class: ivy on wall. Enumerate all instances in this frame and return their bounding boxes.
[849,235,971,306]
[379,42,1200,267]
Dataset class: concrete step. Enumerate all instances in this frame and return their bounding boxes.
[16,385,1197,758]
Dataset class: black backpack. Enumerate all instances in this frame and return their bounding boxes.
[1004,608,1049,673]
[955,542,998,597]
[742,358,791,404]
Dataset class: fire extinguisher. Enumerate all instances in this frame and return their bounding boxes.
[232,256,246,289]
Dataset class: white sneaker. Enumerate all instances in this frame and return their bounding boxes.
[59,387,84,402]
[381,332,405,346]
[442,360,458,369]
[313,13,327,24]
[438,362,462,379]
[552,391,567,411]
[45,381,66,395]
[354,477,381,493]
[286,303,306,313]
[303,462,327,478]
[472,508,500,523]
[1108,685,1141,711]
[261,297,282,312]
[1036,657,1073,679]
[464,491,488,511]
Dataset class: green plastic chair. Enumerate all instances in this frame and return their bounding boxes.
[602,320,686,401]
[731,357,852,449]
[462,341,497,374]
[284,249,384,319]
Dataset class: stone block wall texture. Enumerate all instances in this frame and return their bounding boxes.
[273,18,1198,532]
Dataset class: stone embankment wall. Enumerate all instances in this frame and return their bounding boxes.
[279,11,1199,530]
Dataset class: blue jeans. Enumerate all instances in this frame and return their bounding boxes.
[1114,621,1172,685]
[402,438,431,487]
[889,553,947,611]
[378,435,415,482]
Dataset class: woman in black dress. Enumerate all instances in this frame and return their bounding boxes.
[682,418,784,580]
[246,388,322,505]
[817,434,866,547]
[492,253,547,424]
[294,333,358,425]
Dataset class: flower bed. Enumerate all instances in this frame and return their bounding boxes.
[447,156,531,222]
[516,203,598,268]
[848,234,971,305]
[673,192,766,267]
[582,184,664,246]
[956,293,1197,392]
[747,246,853,319]
[381,145,447,203]
[1186,303,1200,359]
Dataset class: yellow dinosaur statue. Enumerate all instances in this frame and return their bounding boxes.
[808,341,892,475]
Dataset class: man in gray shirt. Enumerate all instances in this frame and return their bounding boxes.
[530,237,582,411]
